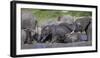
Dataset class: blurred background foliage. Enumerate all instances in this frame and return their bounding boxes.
[21,8,92,26]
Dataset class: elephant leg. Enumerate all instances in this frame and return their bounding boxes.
[86,23,92,41]
[24,30,33,44]
[86,31,92,41]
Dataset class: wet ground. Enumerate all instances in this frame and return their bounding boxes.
[21,41,92,49]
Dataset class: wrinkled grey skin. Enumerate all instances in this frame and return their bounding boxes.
[21,9,37,44]
[21,10,37,30]
[75,17,91,32]
[86,23,92,41]
[60,23,81,42]
[65,32,80,42]
[40,16,79,43]
[40,23,72,43]
[58,16,79,42]
[75,17,92,41]
[40,16,92,43]
[21,30,26,45]
[58,16,74,24]
[40,25,53,42]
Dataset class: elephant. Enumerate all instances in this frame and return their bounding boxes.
[75,17,91,32]
[21,9,38,44]
[75,17,92,41]
[59,23,81,43]
[23,28,33,44]
[40,24,54,43]
[21,28,39,44]
[21,9,37,30]
[57,15,76,33]
[86,23,92,41]
[21,29,27,45]
[64,32,80,42]
[40,16,80,43]
[40,22,78,43]
[58,15,74,24]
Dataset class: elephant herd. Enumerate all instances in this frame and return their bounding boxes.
[21,11,92,44]
[40,16,92,43]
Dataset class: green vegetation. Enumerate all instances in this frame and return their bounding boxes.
[22,8,92,25]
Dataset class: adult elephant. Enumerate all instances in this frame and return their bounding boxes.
[58,15,74,24]
[40,23,73,43]
[75,17,91,32]
[57,16,79,42]
[40,15,79,43]
[21,9,37,30]
[86,23,92,41]
[75,17,92,41]
[21,9,37,44]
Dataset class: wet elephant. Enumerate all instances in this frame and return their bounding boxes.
[40,25,53,43]
[75,17,92,41]
[40,23,76,43]
[58,15,74,24]
[86,23,92,41]
[21,9,37,44]
[59,23,80,42]
[21,9,37,30]
[75,17,91,32]
[40,16,79,43]
[57,16,79,42]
